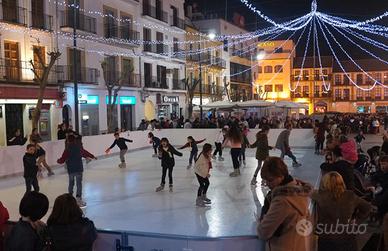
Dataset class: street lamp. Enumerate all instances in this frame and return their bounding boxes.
[252,51,265,100]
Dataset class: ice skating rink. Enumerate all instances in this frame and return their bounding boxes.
[0,146,322,238]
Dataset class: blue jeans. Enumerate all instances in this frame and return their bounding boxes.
[280,149,298,164]
[68,172,83,198]
[189,150,198,165]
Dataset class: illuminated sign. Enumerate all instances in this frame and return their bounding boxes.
[106,96,136,105]
[257,41,275,48]
[163,95,179,103]
[78,94,99,105]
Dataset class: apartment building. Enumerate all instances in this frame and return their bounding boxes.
[185,23,226,106]
[190,12,257,102]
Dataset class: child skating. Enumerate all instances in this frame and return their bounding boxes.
[194,143,213,207]
[148,132,161,157]
[105,132,133,168]
[179,136,206,169]
[212,128,227,161]
[23,144,40,193]
[156,138,183,192]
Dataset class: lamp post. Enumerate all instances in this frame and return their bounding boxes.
[253,52,265,100]
[73,0,79,133]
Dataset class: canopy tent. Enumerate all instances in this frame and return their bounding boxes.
[201,101,238,109]
[274,101,308,109]
[235,100,274,108]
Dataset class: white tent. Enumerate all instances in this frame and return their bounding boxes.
[236,100,274,108]
[275,101,308,109]
[202,101,238,109]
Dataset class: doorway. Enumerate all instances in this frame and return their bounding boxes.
[120,104,134,131]
[5,104,24,143]
[62,104,72,127]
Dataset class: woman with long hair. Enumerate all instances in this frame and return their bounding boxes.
[30,128,54,176]
[194,143,213,207]
[47,194,97,251]
[312,172,371,251]
[223,125,242,177]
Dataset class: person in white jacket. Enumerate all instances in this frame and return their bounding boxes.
[194,143,213,207]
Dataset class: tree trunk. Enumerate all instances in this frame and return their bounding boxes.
[188,103,193,119]
[32,85,46,129]
[107,103,115,133]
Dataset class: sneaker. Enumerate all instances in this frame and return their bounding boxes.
[155,185,164,192]
[196,198,206,207]
[218,156,224,161]
[292,163,302,168]
[229,169,241,177]
[251,178,257,186]
[169,185,173,192]
[202,196,211,204]
[48,171,55,177]
[76,198,87,208]
[187,164,192,169]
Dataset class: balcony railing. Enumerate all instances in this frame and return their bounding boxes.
[30,12,53,31]
[230,75,252,84]
[231,50,252,60]
[143,44,169,54]
[144,76,168,89]
[170,16,185,29]
[56,65,99,84]
[0,3,26,25]
[104,25,140,45]
[171,48,186,60]
[142,4,168,23]
[172,79,185,90]
[103,70,140,87]
[60,10,97,34]
[194,84,223,96]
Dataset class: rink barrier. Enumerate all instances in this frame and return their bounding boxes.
[0,129,314,178]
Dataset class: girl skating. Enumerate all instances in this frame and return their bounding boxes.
[179,136,206,169]
[148,132,161,157]
[194,143,213,207]
[250,125,272,185]
[223,125,243,177]
[156,138,183,192]
[30,128,55,176]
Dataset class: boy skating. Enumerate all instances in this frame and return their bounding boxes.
[105,133,133,168]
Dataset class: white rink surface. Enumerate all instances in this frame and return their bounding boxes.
[0,147,323,237]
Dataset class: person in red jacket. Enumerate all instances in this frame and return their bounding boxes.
[0,201,9,250]
[57,135,97,208]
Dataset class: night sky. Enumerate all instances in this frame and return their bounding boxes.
[186,0,388,59]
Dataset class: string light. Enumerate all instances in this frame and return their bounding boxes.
[313,17,331,92]
[341,27,388,51]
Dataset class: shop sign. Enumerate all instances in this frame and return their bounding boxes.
[120,96,136,105]
[78,94,99,105]
[257,41,275,48]
[163,95,179,103]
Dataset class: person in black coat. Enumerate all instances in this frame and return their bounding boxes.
[57,124,66,140]
[57,135,97,208]
[105,133,133,168]
[6,191,49,251]
[7,129,27,146]
[155,138,183,192]
[23,144,40,193]
[320,146,355,191]
[47,194,97,251]
[148,132,161,157]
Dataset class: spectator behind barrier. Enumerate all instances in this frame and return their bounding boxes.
[6,191,49,251]
[47,194,97,251]
[257,157,313,251]
[311,172,371,251]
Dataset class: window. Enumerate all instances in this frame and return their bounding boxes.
[264,85,273,92]
[33,45,45,79]
[375,87,382,98]
[343,89,350,100]
[375,73,382,83]
[335,89,341,98]
[314,70,320,80]
[275,84,283,92]
[156,32,164,53]
[356,74,363,84]
[385,87,388,97]
[104,8,117,38]
[223,39,228,52]
[356,88,363,98]
[303,70,309,80]
[365,75,373,85]
[314,85,320,94]
[143,28,151,51]
[144,62,152,85]
[365,90,371,98]
[296,86,301,94]
[274,47,283,53]
[384,72,388,84]
[258,66,262,73]
[294,70,301,80]
[274,65,283,73]
[322,69,328,75]
[264,66,272,73]
[173,37,179,53]
[335,75,341,85]
[157,65,167,88]
[303,86,309,96]
[343,74,350,85]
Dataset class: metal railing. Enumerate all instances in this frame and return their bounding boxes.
[56,65,99,84]
[104,24,140,44]
[103,70,140,88]
[30,11,53,30]
[60,10,97,34]
[171,48,186,60]
[230,75,252,84]
[144,76,168,89]
[170,16,185,29]
[143,44,169,54]
[142,4,168,23]
[172,79,185,90]
[0,3,26,25]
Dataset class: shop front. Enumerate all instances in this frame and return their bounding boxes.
[156,94,181,119]
[78,94,100,136]
[314,101,328,113]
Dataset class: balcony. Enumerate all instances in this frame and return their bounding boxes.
[172,79,185,90]
[0,3,26,25]
[230,75,252,84]
[0,59,58,84]
[30,12,53,31]
[142,4,168,23]
[103,70,140,88]
[60,10,96,34]
[171,48,186,61]
[194,84,223,96]
[104,25,140,46]
[143,44,169,55]
[56,65,99,84]
[144,76,168,89]
[314,74,332,81]
[170,16,185,30]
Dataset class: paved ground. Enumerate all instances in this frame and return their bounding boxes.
[0,143,325,237]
